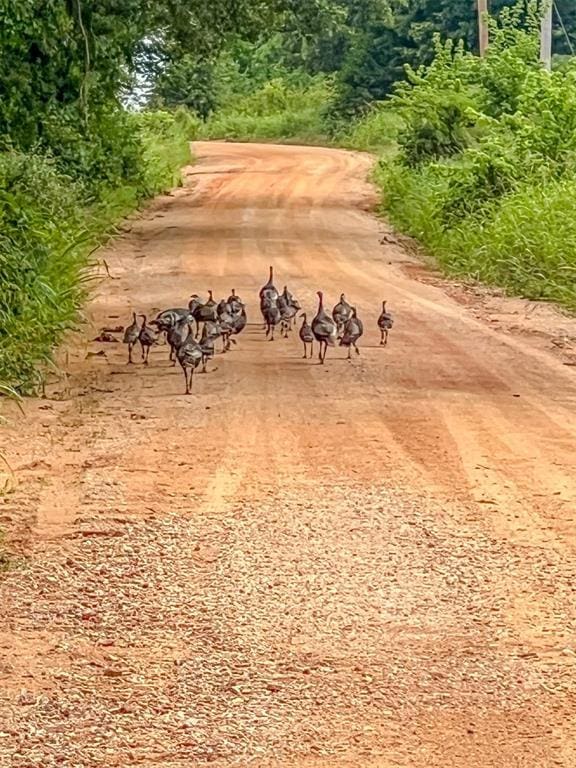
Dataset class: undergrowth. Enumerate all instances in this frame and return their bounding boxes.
[198,77,333,143]
[0,108,196,393]
[374,9,576,311]
[334,104,403,153]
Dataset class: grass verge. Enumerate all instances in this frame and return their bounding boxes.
[0,108,197,393]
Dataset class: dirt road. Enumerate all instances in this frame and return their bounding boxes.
[2,142,576,767]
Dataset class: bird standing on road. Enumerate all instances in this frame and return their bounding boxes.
[312,291,337,364]
[262,296,281,341]
[299,313,314,358]
[340,307,364,359]
[227,289,243,314]
[332,294,352,338]
[259,265,279,302]
[199,321,220,370]
[282,286,301,326]
[123,313,140,364]
[138,315,157,365]
[166,315,190,364]
[176,325,203,394]
[193,291,218,339]
[278,293,297,338]
[377,301,394,346]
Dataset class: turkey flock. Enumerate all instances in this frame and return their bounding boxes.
[122,266,393,394]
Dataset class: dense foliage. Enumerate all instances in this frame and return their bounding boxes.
[379,8,576,309]
[169,0,575,119]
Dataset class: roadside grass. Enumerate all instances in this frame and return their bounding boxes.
[198,78,332,144]
[335,105,403,155]
[0,108,196,394]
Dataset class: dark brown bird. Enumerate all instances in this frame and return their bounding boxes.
[138,315,157,365]
[340,307,364,359]
[262,296,281,341]
[377,300,394,346]
[278,294,297,338]
[332,293,352,338]
[299,313,314,358]
[311,291,337,364]
[192,291,218,338]
[199,320,222,370]
[176,325,203,394]
[166,315,190,365]
[259,265,279,302]
[282,286,301,323]
[123,313,140,364]
[227,289,243,313]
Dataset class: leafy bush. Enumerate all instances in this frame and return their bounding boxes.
[374,6,576,312]
[135,108,199,195]
[199,77,333,142]
[0,153,88,390]
[334,104,403,152]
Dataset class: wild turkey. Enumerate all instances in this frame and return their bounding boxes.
[262,296,281,340]
[219,302,247,350]
[312,291,337,364]
[299,313,314,358]
[152,308,191,350]
[176,325,203,394]
[332,294,352,338]
[203,290,217,316]
[227,289,243,313]
[277,294,297,338]
[192,291,218,339]
[282,285,301,310]
[340,307,364,359]
[377,300,394,346]
[167,315,190,365]
[188,294,204,310]
[199,320,221,370]
[282,286,301,329]
[229,304,247,336]
[138,315,157,365]
[123,313,140,364]
[153,308,189,332]
[259,265,279,302]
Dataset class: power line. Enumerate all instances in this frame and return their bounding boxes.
[553,0,575,56]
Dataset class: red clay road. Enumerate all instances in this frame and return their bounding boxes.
[1,142,576,767]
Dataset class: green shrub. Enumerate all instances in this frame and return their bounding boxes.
[374,6,576,313]
[442,178,576,308]
[199,77,332,142]
[335,104,403,152]
[135,108,199,195]
[0,152,88,390]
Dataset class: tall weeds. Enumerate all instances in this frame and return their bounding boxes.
[0,109,196,392]
[199,77,333,143]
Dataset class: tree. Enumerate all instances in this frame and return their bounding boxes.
[331,0,576,115]
[0,0,336,148]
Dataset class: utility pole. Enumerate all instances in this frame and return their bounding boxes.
[477,0,489,57]
[540,2,553,70]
